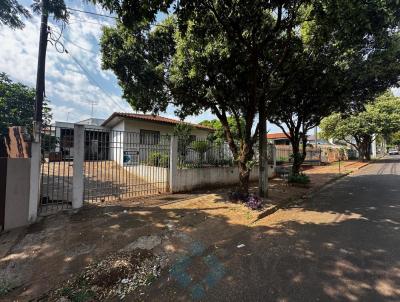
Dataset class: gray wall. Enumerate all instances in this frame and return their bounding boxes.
[3,159,31,230]
[174,165,275,192]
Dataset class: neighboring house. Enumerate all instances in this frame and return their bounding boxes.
[307,135,337,147]
[50,118,108,160]
[50,113,214,164]
[267,133,291,145]
[267,132,337,147]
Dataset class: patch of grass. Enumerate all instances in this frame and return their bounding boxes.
[59,286,94,302]
[145,272,157,284]
[0,280,13,296]
[245,211,252,220]
[288,173,310,184]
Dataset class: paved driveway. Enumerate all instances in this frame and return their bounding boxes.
[143,156,400,301]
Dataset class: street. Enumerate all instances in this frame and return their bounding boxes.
[144,156,400,301]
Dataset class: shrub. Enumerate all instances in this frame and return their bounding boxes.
[228,191,249,202]
[191,140,210,162]
[147,152,169,167]
[245,194,262,210]
[288,173,310,184]
[228,192,263,210]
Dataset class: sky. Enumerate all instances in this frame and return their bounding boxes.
[0,0,224,127]
[1,1,398,133]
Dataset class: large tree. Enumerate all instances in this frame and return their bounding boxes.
[320,92,400,160]
[0,73,52,130]
[268,1,400,174]
[97,0,400,191]
[100,1,307,193]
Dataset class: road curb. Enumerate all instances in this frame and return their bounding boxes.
[254,161,371,223]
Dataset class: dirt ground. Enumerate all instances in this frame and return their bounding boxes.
[0,161,368,301]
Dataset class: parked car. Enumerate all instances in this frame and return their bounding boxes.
[388,149,399,155]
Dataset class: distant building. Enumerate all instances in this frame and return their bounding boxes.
[266,133,290,145]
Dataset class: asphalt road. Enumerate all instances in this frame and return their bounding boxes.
[146,156,400,302]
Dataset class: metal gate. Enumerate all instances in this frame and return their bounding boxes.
[83,129,170,203]
[39,126,74,213]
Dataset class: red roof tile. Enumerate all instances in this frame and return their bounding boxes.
[266,133,290,140]
[102,112,214,131]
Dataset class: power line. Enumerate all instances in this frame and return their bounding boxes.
[67,13,112,26]
[66,50,127,112]
[67,7,117,19]
[49,26,98,55]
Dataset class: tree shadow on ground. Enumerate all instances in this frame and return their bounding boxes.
[1,171,399,302]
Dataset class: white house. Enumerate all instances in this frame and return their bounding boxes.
[51,113,214,165]
[101,113,214,165]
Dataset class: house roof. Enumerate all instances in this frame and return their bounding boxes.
[102,112,214,131]
[266,132,290,140]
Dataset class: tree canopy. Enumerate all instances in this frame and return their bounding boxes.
[199,117,245,144]
[0,0,69,29]
[0,73,52,131]
[98,0,400,190]
[320,92,400,160]
[0,0,31,29]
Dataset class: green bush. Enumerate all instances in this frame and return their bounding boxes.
[147,152,169,167]
[288,173,310,184]
[191,140,210,162]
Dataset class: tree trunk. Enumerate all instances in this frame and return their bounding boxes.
[290,137,306,175]
[258,100,268,197]
[357,134,372,161]
[238,160,251,193]
[237,142,254,193]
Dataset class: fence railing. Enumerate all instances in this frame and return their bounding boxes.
[177,139,235,168]
[275,146,322,164]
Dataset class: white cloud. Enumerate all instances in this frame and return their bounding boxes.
[0,1,215,126]
[0,3,130,123]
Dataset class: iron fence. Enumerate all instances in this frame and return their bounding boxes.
[84,129,170,203]
[178,139,235,168]
[39,125,73,213]
[253,143,275,165]
[275,146,322,165]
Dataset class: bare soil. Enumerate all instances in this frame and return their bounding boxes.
[0,161,368,301]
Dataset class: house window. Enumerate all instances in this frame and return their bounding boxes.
[140,130,160,145]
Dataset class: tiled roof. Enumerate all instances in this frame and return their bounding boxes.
[266,133,290,140]
[102,112,214,131]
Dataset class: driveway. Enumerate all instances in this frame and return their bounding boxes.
[140,156,400,301]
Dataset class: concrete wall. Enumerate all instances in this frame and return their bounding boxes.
[3,158,31,230]
[123,119,210,139]
[174,164,275,192]
[124,165,169,191]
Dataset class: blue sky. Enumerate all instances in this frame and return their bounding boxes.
[0,0,224,126]
[1,1,397,133]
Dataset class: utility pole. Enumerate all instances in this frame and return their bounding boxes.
[259,101,268,198]
[34,0,49,141]
[314,126,318,149]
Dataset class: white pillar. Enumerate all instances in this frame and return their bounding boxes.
[371,134,377,159]
[272,144,277,176]
[169,136,178,193]
[28,141,41,222]
[72,124,85,209]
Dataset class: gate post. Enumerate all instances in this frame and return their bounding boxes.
[272,145,277,173]
[169,136,178,193]
[28,141,41,222]
[72,124,85,209]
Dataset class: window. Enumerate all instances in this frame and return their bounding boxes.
[140,129,160,145]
